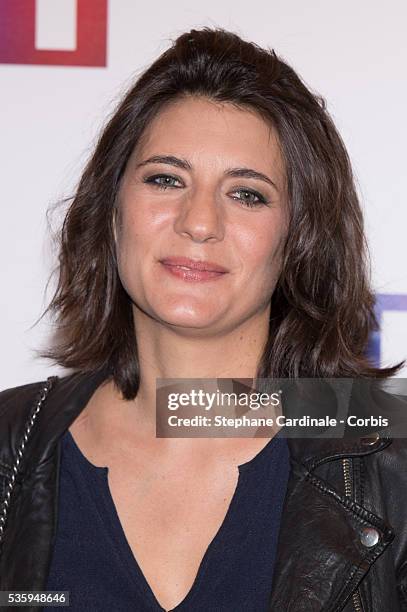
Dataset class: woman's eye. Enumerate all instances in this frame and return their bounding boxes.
[231,188,268,208]
[143,174,182,190]
[143,175,268,208]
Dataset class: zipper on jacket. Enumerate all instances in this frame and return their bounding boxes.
[342,457,363,612]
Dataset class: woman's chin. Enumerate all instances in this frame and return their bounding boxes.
[161,312,219,329]
[153,306,226,332]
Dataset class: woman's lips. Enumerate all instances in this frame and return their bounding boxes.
[160,256,228,273]
[160,261,228,282]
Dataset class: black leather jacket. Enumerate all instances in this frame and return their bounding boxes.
[1,369,407,612]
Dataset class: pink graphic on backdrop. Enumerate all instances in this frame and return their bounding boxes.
[0,0,107,66]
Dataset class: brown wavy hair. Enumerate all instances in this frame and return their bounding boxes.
[42,26,405,399]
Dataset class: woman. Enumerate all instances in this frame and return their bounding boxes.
[0,26,406,612]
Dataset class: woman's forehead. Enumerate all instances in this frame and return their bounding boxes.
[129,97,285,177]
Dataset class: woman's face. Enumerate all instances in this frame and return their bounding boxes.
[116,96,288,336]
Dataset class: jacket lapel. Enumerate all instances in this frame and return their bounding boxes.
[0,369,109,593]
[269,439,395,611]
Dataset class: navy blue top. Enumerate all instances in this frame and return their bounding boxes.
[45,429,290,611]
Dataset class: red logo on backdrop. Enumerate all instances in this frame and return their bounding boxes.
[0,0,107,66]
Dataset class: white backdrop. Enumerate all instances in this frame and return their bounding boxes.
[1,0,406,390]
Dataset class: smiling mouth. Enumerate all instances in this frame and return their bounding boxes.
[159,257,229,273]
[160,261,228,282]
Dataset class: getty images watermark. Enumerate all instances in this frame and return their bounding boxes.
[155,377,407,438]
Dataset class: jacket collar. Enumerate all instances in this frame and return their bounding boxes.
[19,368,395,478]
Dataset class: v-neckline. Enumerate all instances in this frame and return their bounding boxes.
[64,428,250,610]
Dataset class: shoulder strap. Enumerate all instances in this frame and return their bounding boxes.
[0,376,57,553]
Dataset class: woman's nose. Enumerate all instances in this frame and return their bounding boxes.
[174,189,225,243]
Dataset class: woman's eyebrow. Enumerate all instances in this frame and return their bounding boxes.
[135,155,279,192]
